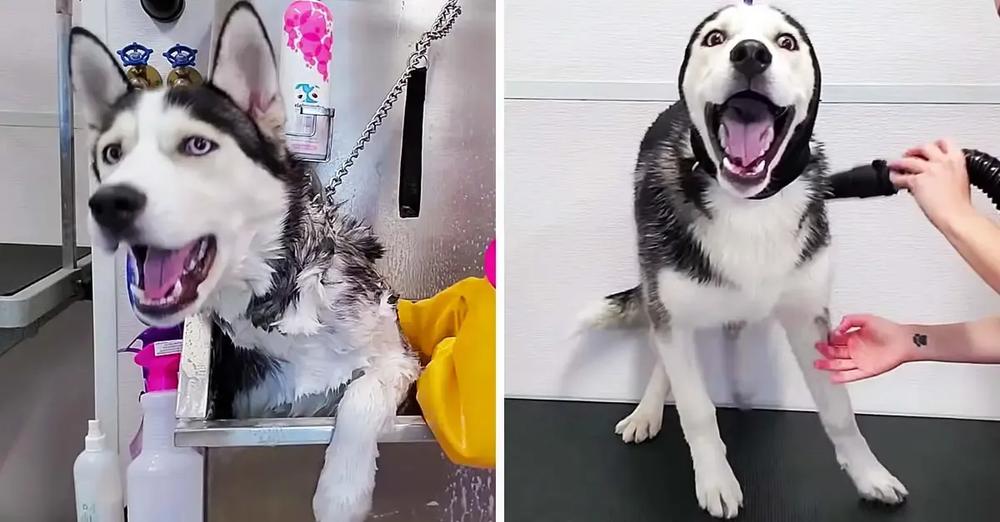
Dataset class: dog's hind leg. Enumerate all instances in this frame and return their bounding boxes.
[615,358,669,443]
[312,350,418,522]
[648,312,742,519]
[776,306,908,505]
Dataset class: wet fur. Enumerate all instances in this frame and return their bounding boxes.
[71,3,417,521]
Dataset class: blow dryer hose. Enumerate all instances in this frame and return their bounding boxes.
[826,148,1000,212]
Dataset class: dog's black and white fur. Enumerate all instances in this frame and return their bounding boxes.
[583,3,907,518]
[72,3,418,521]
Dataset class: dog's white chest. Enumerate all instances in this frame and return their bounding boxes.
[659,181,820,327]
[227,316,369,398]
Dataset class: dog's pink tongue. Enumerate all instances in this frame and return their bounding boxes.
[143,243,196,300]
[721,100,774,168]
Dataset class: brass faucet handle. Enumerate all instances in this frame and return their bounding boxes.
[163,43,203,87]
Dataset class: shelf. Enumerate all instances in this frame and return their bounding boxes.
[174,415,435,448]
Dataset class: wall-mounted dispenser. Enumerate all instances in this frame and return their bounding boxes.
[280,0,336,162]
[163,44,202,87]
[117,42,162,89]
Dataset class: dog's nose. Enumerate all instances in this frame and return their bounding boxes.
[730,39,772,78]
[89,184,147,235]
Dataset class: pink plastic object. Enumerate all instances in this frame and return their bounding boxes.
[283,0,334,82]
[133,345,181,392]
[484,239,496,288]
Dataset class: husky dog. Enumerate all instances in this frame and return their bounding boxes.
[72,3,418,520]
[583,3,907,518]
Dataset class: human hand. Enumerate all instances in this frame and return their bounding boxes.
[814,314,915,383]
[888,138,975,232]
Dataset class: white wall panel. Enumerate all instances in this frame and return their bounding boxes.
[0,1,87,245]
[505,0,1000,89]
[0,126,90,245]
[0,0,78,113]
[505,99,1000,419]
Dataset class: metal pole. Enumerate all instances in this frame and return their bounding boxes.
[56,0,77,269]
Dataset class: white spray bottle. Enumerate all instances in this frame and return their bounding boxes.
[280,0,336,162]
[73,420,124,522]
[126,344,203,522]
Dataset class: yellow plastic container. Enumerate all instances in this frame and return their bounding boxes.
[398,277,496,468]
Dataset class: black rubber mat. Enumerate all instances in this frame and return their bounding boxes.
[506,399,1000,522]
[0,244,90,296]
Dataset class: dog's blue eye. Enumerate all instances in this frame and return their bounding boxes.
[181,136,217,156]
[703,29,726,47]
[102,143,123,164]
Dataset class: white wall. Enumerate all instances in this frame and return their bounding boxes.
[0,1,90,245]
[504,0,1000,420]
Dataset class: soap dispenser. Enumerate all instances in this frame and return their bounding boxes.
[163,44,202,87]
[116,42,162,89]
[280,0,336,161]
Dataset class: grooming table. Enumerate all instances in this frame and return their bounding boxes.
[0,243,91,355]
[174,409,434,448]
[507,399,1000,522]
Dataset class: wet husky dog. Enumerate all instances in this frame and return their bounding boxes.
[583,3,907,518]
[72,3,418,520]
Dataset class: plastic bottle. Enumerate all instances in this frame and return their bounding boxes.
[126,345,203,522]
[73,420,124,522]
[281,0,335,161]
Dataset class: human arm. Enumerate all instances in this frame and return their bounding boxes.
[814,314,1000,383]
[889,139,1000,293]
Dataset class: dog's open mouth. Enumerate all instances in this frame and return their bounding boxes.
[705,91,794,186]
[130,235,217,317]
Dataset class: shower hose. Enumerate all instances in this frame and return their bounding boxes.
[826,149,1000,212]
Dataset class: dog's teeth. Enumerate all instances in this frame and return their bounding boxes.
[723,157,736,172]
[753,161,765,174]
[719,125,728,148]
[172,280,183,297]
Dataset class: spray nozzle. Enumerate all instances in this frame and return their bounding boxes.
[84,419,107,451]
[134,344,181,392]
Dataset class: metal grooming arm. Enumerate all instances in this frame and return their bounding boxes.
[172,314,434,448]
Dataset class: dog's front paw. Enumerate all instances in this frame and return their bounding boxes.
[312,479,372,522]
[693,459,743,519]
[845,461,908,505]
[614,405,663,443]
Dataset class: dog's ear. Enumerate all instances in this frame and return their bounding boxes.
[211,2,284,140]
[70,28,130,127]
